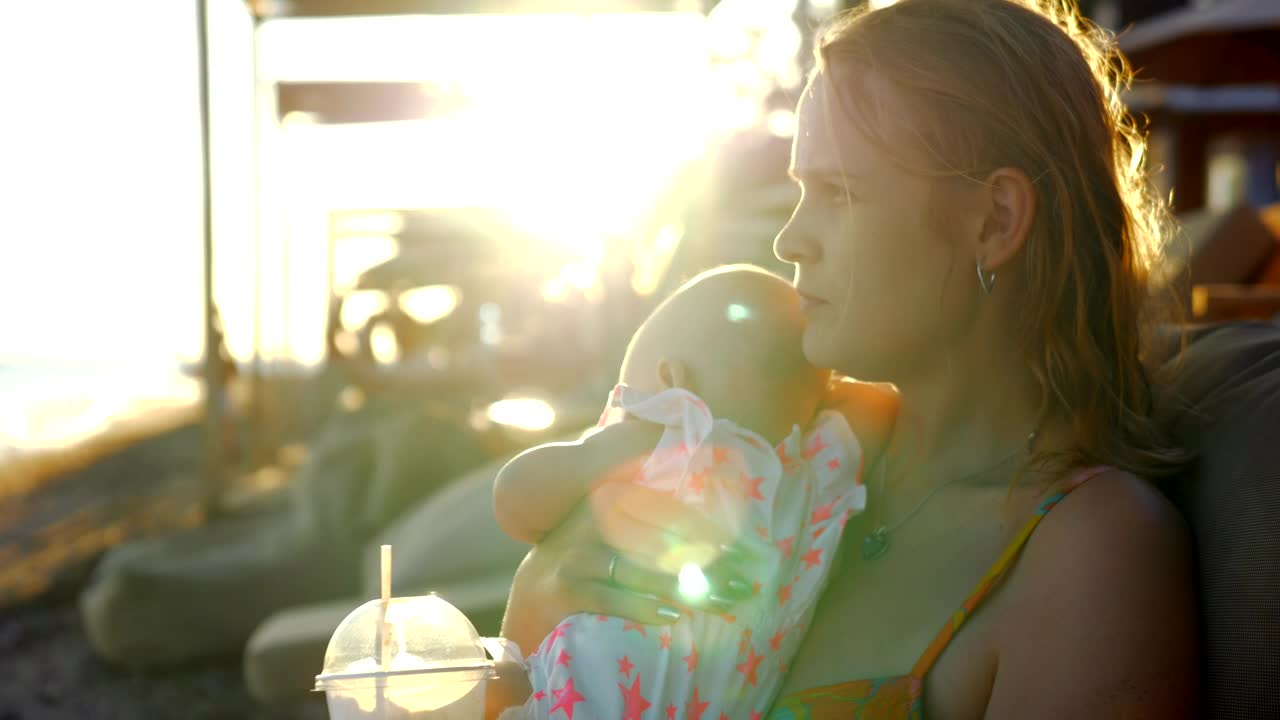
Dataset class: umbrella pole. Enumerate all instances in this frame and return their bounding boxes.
[196,0,225,514]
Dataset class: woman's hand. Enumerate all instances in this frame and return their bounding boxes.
[500,481,757,656]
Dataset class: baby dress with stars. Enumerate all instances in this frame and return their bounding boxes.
[514,385,867,720]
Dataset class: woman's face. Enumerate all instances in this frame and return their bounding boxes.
[774,72,979,379]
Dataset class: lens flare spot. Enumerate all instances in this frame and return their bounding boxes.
[487,397,556,432]
[678,562,710,602]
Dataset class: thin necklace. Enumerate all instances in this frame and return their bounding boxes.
[861,429,1039,562]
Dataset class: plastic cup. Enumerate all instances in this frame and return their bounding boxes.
[315,593,497,719]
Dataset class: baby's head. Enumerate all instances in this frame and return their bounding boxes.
[620,265,830,444]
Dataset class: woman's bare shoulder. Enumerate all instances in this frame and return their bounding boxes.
[1021,468,1190,566]
[985,469,1199,717]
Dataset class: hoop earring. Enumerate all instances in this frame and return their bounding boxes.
[976,259,996,295]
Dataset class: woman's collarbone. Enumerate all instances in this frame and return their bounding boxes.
[787,495,1009,681]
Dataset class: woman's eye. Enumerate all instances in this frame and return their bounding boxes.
[799,181,853,207]
[821,183,852,206]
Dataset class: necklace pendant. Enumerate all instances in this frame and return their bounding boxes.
[862,526,890,562]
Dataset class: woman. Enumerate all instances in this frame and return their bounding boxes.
[499,0,1199,717]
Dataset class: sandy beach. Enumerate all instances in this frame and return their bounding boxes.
[0,399,318,719]
[0,601,326,720]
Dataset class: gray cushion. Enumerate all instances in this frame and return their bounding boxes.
[1159,321,1280,719]
[359,454,529,598]
[79,404,491,668]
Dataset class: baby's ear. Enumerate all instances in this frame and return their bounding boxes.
[657,358,692,391]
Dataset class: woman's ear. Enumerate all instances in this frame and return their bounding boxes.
[657,358,691,391]
[977,167,1036,271]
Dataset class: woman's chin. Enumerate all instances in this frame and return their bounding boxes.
[800,332,835,371]
[802,335,883,381]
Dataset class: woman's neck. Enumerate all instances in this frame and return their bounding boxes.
[878,336,1057,495]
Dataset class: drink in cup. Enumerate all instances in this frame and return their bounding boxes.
[315,546,499,719]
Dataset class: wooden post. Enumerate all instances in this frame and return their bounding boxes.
[249,10,266,473]
[196,0,225,512]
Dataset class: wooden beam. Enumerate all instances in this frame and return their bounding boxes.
[246,0,694,19]
[1191,283,1280,322]
[276,82,463,123]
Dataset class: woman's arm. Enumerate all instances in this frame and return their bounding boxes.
[982,470,1199,719]
[492,420,663,544]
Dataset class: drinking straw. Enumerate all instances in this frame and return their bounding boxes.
[380,544,392,671]
[376,544,392,713]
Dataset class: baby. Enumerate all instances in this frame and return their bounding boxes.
[492,264,867,720]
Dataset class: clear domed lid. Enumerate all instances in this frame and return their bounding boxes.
[316,593,492,689]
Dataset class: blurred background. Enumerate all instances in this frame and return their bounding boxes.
[0,0,1276,718]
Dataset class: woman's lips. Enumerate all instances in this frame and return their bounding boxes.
[798,292,826,312]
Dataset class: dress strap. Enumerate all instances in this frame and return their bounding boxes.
[908,465,1114,678]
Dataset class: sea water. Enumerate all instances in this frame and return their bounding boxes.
[0,360,200,457]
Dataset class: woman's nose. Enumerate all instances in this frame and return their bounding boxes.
[774,212,818,265]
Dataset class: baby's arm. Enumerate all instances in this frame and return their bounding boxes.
[493,420,663,544]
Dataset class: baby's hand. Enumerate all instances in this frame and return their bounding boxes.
[821,376,898,461]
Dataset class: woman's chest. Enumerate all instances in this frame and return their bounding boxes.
[776,505,1020,718]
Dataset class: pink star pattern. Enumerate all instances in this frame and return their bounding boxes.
[737,646,764,687]
[809,497,838,525]
[528,400,863,720]
[549,677,586,719]
[739,473,765,501]
[776,535,795,559]
[803,432,829,459]
[770,629,786,652]
[712,445,729,464]
[685,687,710,720]
[546,621,571,646]
[682,643,699,672]
[618,675,652,720]
[802,547,823,570]
[778,580,794,605]
[688,468,707,494]
[776,443,793,467]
